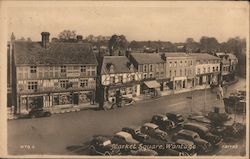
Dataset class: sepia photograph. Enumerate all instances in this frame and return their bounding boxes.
[0,1,249,158]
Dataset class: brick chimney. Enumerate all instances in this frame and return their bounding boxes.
[41,32,50,48]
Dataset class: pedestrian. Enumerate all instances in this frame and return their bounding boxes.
[219,85,224,100]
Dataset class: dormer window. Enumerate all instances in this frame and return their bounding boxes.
[129,64,134,71]
[107,63,114,73]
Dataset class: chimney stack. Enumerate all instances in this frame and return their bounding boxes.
[76,35,83,42]
[41,32,50,48]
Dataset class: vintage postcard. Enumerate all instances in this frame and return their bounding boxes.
[0,1,249,158]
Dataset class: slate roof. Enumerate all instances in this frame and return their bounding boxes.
[13,41,97,65]
[101,56,136,75]
[131,53,165,64]
[163,52,194,59]
[190,53,220,60]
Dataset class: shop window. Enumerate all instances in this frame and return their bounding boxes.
[61,66,66,73]
[28,81,38,90]
[80,79,88,87]
[30,66,37,73]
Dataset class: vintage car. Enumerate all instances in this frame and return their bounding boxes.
[112,131,140,145]
[89,136,121,155]
[174,139,197,156]
[172,129,212,154]
[151,114,176,131]
[140,123,169,142]
[166,113,185,126]
[122,126,148,142]
[209,122,246,141]
[28,108,52,118]
[183,123,222,146]
[129,148,158,156]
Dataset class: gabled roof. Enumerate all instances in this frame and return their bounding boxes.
[13,41,97,65]
[101,56,136,74]
[131,53,165,64]
[227,53,238,60]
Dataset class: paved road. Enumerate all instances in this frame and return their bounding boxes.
[8,78,246,155]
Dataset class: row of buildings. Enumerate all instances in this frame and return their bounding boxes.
[7,32,238,114]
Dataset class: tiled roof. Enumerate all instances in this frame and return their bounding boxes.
[190,53,220,60]
[131,53,165,64]
[13,41,97,65]
[101,56,136,74]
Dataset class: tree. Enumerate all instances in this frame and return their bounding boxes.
[58,30,77,42]
[199,36,220,53]
[108,34,128,56]
[184,38,200,53]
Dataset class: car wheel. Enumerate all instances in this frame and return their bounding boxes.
[104,151,111,156]
[89,146,96,154]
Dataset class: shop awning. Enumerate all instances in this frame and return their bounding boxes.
[144,80,161,88]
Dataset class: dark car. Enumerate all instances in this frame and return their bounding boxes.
[166,113,185,126]
[28,108,52,118]
[174,139,197,156]
[151,114,176,131]
[122,126,148,142]
[140,123,169,142]
[172,129,212,154]
[183,122,222,146]
[89,136,121,155]
[209,123,246,141]
[112,132,158,156]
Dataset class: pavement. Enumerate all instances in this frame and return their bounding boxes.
[7,78,246,156]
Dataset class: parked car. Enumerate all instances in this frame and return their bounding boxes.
[209,123,246,141]
[129,148,158,156]
[151,114,176,131]
[172,129,212,154]
[166,113,185,126]
[183,122,222,146]
[140,123,169,142]
[122,126,148,142]
[28,108,52,118]
[89,136,121,155]
[174,139,197,156]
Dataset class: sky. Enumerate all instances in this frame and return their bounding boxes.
[2,1,249,43]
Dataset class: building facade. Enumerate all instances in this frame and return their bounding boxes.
[12,32,97,114]
[216,53,238,82]
[161,53,196,91]
[100,56,141,103]
[128,53,165,95]
[192,53,221,87]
